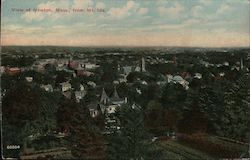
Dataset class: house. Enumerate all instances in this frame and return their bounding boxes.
[75,91,86,103]
[81,63,100,70]
[166,74,173,83]
[41,84,53,92]
[194,73,202,79]
[87,81,96,88]
[5,67,21,75]
[60,82,71,92]
[33,64,45,73]
[62,91,72,99]
[172,75,189,90]
[223,61,229,66]
[0,66,5,73]
[219,72,225,77]
[88,102,100,118]
[25,77,33,82]
[118,75,127,83]
[80,84,85,91]
[141,80,148,85]
[68,60,79,69]
[56,59,69,71]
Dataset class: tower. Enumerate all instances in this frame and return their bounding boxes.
[100,88,109,105]
[141,57,146,72]
[240,58,244,70]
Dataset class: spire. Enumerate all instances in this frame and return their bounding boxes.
[100,88,109,104]
[111,86,120,99]
[240,58,244,70]
[141,57,146,72]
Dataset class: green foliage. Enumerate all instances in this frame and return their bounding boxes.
[148,63,179,75]
[220,74,250,141]
[57,100,106,159]
[1,55,35,67]
[160,83,187,111]
[2,82,41,127]
[107,104,163,160]
[55,71,72,86]
[178,105,208,134]
[64,102,105,159]
[145,100,179,133]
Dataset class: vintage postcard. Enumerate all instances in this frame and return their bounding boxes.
[1,0,250,159]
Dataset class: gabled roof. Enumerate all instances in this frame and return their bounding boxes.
[111,86,120,98]
[100,88,109,104]
[110,86,123,102]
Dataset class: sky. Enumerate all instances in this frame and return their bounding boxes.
[1,0,250,47]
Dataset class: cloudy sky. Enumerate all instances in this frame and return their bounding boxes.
[1,0,250,47]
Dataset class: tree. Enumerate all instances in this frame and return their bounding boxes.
[3,83,41,127]
[220,75,250,141]
[160,83,187,111]
[145,101,163,129]
[2,83,42,157]
[198,85,225,134]
[56,100,106,159]
[44,63,56,75]
[178,104,208,134]
[107,103,162,160]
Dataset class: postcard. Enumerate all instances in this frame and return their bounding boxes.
[1,0,250,159]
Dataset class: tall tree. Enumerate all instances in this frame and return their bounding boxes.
[57,100,106,159]
[107,103,162,160]
[3,82,41,127]
[220,75,250,141]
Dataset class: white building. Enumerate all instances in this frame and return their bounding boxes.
[60,82,71,92]
[172,75,189,90]
[194,73,202,79]
[25,77,33,82]
[41,84,53,92]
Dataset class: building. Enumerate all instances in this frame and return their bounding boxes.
[62,91,72,99]
[60,82,71,92]
[81,63,100,70]
[75,91,87,103]
[5,67,21,75]
[141,57,146,72]
[88,102,100,118]
[170,75,190,90]
[99,87,127,114]
[25,77,33,82]
[41,84,53,92]
[194,73,202,79]
[99,87,127,134]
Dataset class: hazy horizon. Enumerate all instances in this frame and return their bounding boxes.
[1,0,250,47]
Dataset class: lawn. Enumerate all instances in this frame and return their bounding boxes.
[158,140,215,160]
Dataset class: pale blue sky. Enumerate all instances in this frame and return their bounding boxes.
[1,0,250,47]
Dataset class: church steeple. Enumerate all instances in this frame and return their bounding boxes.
[240,58,244,70]
[111,86,120,99]
[141,57,146,72]
[100,88,109,104]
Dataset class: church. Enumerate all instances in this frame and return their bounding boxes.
[99,87,128,115]
[87,86,128,118]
